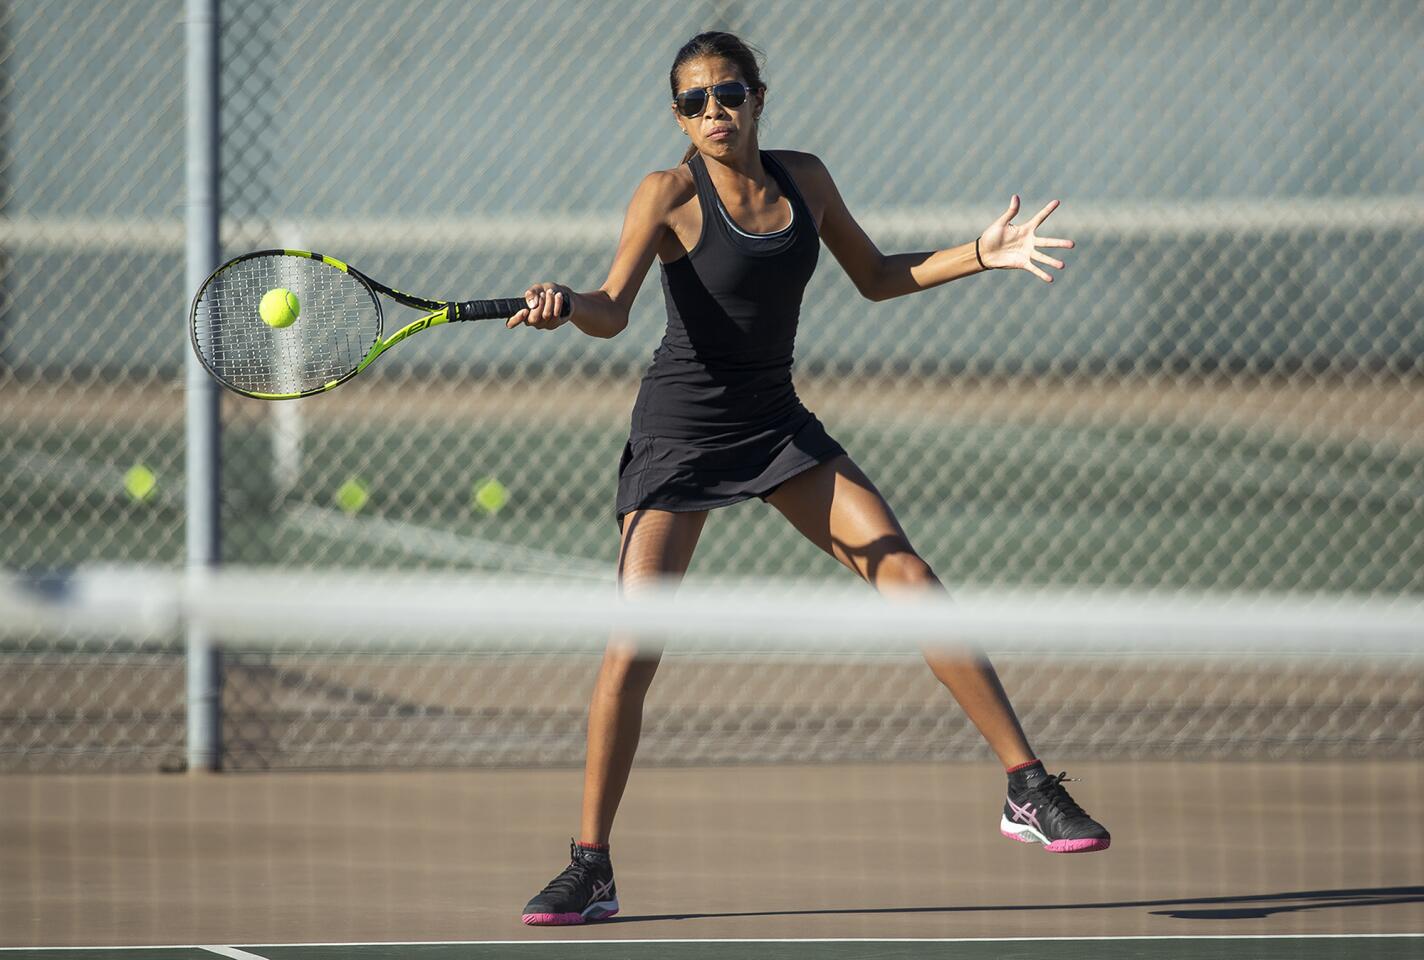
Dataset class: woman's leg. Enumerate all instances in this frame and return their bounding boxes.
[765,456,1035,769]
[579,507,708,844]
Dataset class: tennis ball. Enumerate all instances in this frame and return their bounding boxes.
[335,477,369,515]
[259,287,300,328]
[473,477,509,516]
[123,464,157,502]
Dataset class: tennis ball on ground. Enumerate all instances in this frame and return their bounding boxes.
[123,464,157,502]
[335,477,369,515]
[259,287,300,328]
[473,477,509,515]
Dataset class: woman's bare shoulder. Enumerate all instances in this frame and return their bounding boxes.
[767,149,827,176]
[768,149,832,193]
[637,163,697,209]
[766,150,833,219]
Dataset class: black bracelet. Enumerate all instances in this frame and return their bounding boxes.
[975,237,989,271]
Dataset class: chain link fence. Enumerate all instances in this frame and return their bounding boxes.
[2,0,1422,771]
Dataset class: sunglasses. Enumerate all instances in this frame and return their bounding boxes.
[673,81,753,118]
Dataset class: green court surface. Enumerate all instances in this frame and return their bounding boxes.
[9,412,1421,591]
[4,938,1424,960]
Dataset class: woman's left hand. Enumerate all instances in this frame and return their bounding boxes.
[977,195,1074,282]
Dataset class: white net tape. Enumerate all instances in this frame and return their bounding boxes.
[3,568,1421,771]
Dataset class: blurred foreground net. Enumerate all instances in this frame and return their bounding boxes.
[2,567,1421,772]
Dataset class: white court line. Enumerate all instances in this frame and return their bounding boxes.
[9,933,1421,949]
[253,934,1424,945]
[281,504,612,581]
[4,451,179,505]
[200,948,272,960]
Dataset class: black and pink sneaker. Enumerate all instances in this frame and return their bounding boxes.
[521,841,619,925]
[1000,762,1111,853]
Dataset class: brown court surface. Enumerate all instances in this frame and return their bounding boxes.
[3,760,1422,947]
[9,378,1423,448]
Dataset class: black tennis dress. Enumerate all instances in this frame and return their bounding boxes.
[615,149,846,527]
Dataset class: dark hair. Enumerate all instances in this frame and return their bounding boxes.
[670,31,766,163]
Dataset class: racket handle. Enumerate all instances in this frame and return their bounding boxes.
[450,296,573,321]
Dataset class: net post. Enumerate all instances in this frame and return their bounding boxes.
[184,0,223,773]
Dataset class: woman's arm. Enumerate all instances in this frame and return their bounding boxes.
[508,170,679,338]
[801,154,1072,302]
[872,243,986,301]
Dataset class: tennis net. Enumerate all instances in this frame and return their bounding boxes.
[3,566,1421,772]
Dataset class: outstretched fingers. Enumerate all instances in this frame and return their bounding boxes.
[984,196,1075,280]
[1030,249,1065,271]
[1029,198,1060,229]
[994,194,1021,226]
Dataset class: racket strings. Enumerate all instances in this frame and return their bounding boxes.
[193,255,381,397]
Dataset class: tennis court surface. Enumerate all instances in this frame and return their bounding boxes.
[4,761,1420,958]
[3,939,1423,960]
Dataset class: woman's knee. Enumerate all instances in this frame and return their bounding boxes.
[869,548,941,592]
[597,636,663,693]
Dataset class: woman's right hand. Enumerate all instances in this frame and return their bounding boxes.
[506,282,574,330]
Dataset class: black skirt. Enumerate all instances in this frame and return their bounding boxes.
[615,407,846,528]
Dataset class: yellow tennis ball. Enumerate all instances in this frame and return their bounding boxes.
[123,464,157,502]
[336,477,369,515]
[473,477,509,515]
[259,287,300,328]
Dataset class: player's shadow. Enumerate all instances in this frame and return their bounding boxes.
[1145,886,1424,920]
[606,885,1424,924]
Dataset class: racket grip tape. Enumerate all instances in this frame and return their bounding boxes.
[450,297,573,321]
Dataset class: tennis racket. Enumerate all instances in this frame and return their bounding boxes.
[189,248,568,400]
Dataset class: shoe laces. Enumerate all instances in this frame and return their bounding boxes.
[536,841,600,899]
[1030,771,1089,820]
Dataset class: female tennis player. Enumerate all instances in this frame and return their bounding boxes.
[510,31,1109,926]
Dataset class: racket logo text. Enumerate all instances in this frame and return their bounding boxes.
[383,314,439,349]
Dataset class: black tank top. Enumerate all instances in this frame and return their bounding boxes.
[630,150,820,441]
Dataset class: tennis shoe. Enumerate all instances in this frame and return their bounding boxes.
[521,840,619,925]
[1000,763,1110,853]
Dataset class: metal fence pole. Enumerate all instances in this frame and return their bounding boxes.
[184,0,222,773]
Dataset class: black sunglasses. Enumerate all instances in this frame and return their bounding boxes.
[673,81,753,118]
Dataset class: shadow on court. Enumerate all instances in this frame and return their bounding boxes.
[6,763,1423,945]
[607,885,1424,925]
